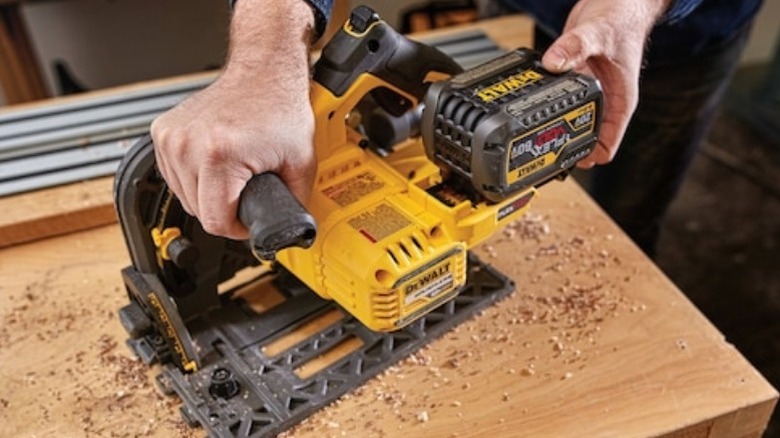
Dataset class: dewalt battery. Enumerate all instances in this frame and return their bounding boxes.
[421,48,603,203]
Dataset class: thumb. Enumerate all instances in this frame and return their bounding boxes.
[541,27,600,73]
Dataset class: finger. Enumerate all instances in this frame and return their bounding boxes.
[197,165,251,240]
[151,128,195,216]
[576,159,596,169]
[541,24,602,73]
[579,117,624,168]
[280,159,316,205]
[178,166,201,219]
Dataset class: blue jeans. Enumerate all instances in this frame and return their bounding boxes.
[535,24,753,256]
[588,25,752,256]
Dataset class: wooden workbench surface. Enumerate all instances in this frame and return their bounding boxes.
[0,13,777,438]
[0,178,776,437]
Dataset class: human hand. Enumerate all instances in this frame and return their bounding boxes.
[150,0,316,240]
[540,0,671,168]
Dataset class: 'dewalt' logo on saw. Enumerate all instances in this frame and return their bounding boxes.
[402,259,455,306]
[476,69,544,103]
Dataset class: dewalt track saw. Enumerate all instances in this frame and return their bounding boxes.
[114,6,601,436]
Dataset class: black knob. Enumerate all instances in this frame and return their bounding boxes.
[167,236,198,268]
[209,368,241,399]
[349,5,379,33]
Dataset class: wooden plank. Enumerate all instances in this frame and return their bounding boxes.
[0,176,115,248]
[0,5,48,103]
[0,15,532,248]
[0,179,775,437]
[0,6,28,103]
[0,71,220,248]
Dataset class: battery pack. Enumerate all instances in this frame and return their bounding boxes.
[422,48,603,202]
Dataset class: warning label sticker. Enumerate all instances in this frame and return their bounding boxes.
[348,203,411,243]
[322,171,385,207]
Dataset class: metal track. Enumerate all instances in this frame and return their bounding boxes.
[0,30,504,197]
[152,254,513,438]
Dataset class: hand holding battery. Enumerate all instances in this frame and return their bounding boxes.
[541,0,671,168]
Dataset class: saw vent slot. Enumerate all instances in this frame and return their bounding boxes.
[411,236,423,252]
[385,232,431,268]
[399,242,412,258]
[371,288,401,323]
[386,250,399,266]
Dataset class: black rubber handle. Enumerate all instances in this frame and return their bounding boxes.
[238,173,316,261]
[314,5,463,116]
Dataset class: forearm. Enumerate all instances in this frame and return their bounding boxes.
[225,0,315,96]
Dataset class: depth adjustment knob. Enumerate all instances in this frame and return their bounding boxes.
[348,5,379,33]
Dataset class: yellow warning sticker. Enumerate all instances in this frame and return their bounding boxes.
[322,171,385,207]
[348,203,411,243]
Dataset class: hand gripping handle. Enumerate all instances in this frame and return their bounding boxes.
[238,173,316,261]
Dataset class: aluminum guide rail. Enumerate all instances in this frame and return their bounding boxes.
[0,30,504,197]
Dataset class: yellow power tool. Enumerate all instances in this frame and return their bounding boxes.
[114,6,601,436]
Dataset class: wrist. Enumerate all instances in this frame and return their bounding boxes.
[221,0,314,100]
[628,0,674,35]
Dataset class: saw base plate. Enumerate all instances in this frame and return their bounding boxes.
[137,253,513,437]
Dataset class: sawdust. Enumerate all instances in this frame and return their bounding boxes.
[0,267,195,438]
[1,208,643,437]
[278,211,646,436]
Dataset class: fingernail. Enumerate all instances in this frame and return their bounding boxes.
[544,48,571,71]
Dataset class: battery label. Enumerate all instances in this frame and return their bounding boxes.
[564,102,596,130]
[322,171,385,207]
[475,69,544,103]
[506,102,596,184]
[348,203,411,243]
[507,78,585,116]
[497,191,535,222]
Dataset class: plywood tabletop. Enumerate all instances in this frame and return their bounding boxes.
[0,179,776,437]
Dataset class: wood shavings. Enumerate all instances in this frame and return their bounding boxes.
[278,207,653,436]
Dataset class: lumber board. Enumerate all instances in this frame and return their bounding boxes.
[0,176,114,248]
[0,179,775,437]
[0,5,47,103]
